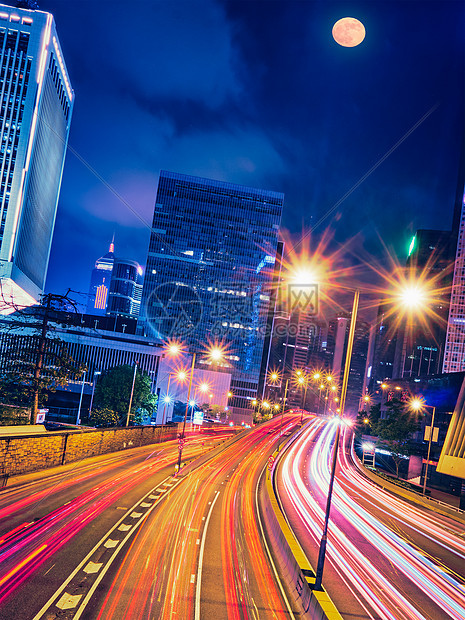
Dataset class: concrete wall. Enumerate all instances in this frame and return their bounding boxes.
[0,425,178,477]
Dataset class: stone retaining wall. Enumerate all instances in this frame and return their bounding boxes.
[0,425,178,477]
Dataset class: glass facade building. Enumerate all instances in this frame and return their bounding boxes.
[139,170,283,417]
[107,258,143,318]
[0,4,73,312]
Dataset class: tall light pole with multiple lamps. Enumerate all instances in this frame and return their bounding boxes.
[176,345,225,472]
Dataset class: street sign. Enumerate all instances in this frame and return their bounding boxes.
[424,426,439,442]
[268,455,275,470]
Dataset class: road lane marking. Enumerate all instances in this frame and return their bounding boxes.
[43,564,55,576]
[32,475,178,620]
[140,502,152,508]
[195,490,220,620]
[83,562,103,574]
[191,574,195,583]
[56,593,82,609]
[104,539,119,548]
[130,511,142,518]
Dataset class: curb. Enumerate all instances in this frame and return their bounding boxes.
[261,448,342,619]
[352,447,465,526]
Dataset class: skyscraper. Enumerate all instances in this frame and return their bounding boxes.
[107,258,143,318]
[86,240,115,315]
[0,3,73,312]
[443,190,465,372]
[139,170,283,418]
[399,229,452,377]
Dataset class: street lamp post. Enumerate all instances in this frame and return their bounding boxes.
[314,290,359,591]
[177,353,196,472]
[423,405,437,496]
[277,378,289,452]
[161,373,174,425]
[125,362,138,427]
[76,370,87,425]
[410,398,437,496]
[88,370,101,417]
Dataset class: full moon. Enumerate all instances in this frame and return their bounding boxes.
[332,17,366,47]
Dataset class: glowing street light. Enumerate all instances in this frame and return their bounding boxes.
[207,345,225,363]
[176,370,188,382]
[268,370,280,384]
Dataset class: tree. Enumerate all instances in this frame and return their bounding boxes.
[0,291,86,423]
[371,398,420,478]
[356,402,381,436]
[92,365,157,425]
[90,407,119,428]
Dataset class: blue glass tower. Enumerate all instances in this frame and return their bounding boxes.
[0,3,73,311]
[139,170,283,417]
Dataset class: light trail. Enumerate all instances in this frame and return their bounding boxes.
[94,417,296,619]
[0,434,226,607]
[278,419,465,620]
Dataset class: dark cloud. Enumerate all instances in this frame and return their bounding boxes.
[44,0,464,299]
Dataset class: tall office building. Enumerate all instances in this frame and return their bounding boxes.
[0,3,73,312]
[398,229,452,377]
[443,189,465,372]
[107,258,143,318]
[86,241,115,315]
[139,170,283,418]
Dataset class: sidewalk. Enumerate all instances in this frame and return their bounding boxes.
[429,487,461,509]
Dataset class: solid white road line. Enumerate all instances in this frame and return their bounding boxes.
[195,490,220,620]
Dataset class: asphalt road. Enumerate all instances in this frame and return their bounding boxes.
[275,417,465,620]
[0,418,302,619]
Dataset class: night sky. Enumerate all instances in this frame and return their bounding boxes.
[42,0,464,305]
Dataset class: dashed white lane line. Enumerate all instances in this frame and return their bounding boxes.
[191,574,195,583]
[56,593,82,610]
[33,474,179,620]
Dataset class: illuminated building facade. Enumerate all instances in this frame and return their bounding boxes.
[444,190,465,372]
[0,3,73,312]
[400,229,452,377]
[139,170,283,419]
[107,258,143,318]
[86,241,114,315]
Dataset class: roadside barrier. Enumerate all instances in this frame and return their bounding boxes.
[260,448,342,619]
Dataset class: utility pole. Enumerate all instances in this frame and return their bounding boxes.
[31,294,53,424]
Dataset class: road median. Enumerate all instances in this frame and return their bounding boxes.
[260,447,342,620]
